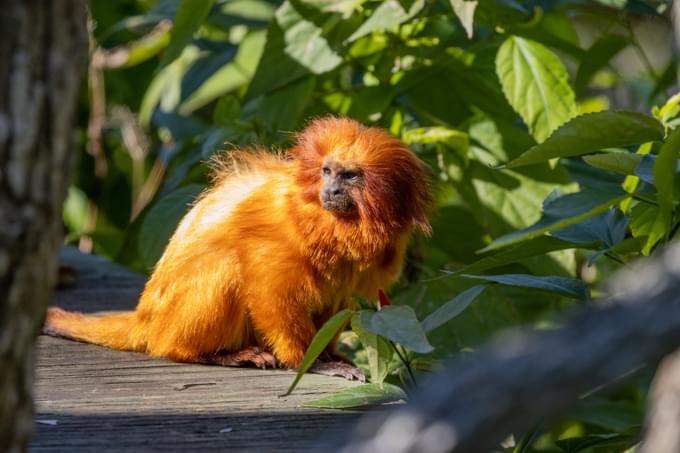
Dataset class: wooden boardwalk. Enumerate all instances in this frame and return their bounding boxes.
[33,248,358,452]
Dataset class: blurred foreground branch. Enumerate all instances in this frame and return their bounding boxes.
[339,243,680,453]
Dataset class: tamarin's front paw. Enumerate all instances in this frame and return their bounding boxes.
[309,360,367,382]
[201,346,279,369]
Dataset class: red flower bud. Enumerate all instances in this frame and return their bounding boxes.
[378,289,391,308]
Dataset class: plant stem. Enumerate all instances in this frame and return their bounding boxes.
[512,424,541,453]
[390,341,417,386]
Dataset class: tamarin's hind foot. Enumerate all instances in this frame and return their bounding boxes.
[200,346,279,369]
[309,360,367,382]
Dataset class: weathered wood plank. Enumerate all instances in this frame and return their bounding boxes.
[33,248,357,451]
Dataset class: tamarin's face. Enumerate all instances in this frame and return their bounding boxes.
[319,159,362,213]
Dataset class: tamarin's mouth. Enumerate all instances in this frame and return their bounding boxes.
[321,198,355,213]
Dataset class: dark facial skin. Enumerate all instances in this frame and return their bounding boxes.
[319,160,362,213]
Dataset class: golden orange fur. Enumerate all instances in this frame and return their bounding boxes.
[44,117,432,369]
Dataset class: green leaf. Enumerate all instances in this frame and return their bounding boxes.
[275,1,342,74]
[653,127,680,236]
[403,126,469,164]
[495,36,577,143]
[461,274,590,301]
[555,434,633,453]
[139,184,203,269]
[502,112,664,168]
[457,236,597,275]
[351,316,393,384]
[181,30,267,113]
[449,0,477,39]
[250,76,315,132]
[483,186,629,252]
[552,209,628,247]
[302,383,407,409]
[346,0,424,42]
[630,203,666,255]
[575,34,628,94]
[582,152,642,176]
[63,186,90,236]
[359,306,434,354]
[95,21,172,69]
[421,285,487,333]
[282,309,354,397]
[161,0,215,67]
[572,398,643,432]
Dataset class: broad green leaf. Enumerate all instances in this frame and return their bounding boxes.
[621,142,654,212]
[482,186,629,252]
[140,46,202,126]
[421,285,487,333]
[555,434,633,453]
[282,309,354,396]
[456,236,596,275]
[180,30,267,113]
[449,0,477,39]
[403,126,469,164]
[346,0,424,42]
[63,186,89,237]
[653,127,680,235]
[501,112,664,168]
[572,398,643,432]
[275,1,342,74]
[552,209,628,247]
[250,77,315,132]
[139,184,203,269]
[160,0,214,67]
[94,21,172,69]
[575,34,628,94]
[495,36,577,143]
[351,316,393,384]
[630,203,666,255]
[462,274,590,302]
[582,152,642,176]
[303,383,407,409]
[359,306,434,354]
[653,92,680,126]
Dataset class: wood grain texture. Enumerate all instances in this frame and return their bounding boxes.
[33,248,358,451]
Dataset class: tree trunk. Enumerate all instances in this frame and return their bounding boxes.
[0,2,87,451]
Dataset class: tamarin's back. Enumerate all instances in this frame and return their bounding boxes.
[44,117,432,375]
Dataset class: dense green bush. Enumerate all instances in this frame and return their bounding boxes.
[67,0,678,450]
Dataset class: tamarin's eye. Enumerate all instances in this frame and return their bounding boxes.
[322,166,331,175]
[342,171,360,181]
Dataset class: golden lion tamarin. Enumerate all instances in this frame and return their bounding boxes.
[43,117,432,378]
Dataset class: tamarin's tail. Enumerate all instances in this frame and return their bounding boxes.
[43,307,144,352]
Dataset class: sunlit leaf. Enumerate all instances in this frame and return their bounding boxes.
[501,112,664,168]
[275,1,342,74]
[449,0,477,39]
[653,126,680,235]
[346,0,424,42]
[303,383,407,409]
[351,316,393,384]
[160,0,214,67]
[282,309,354,396]
[582,152,642,176]
[629,202,666,255]
[496,36,577,143]
[359,306,434,354]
